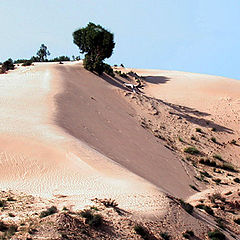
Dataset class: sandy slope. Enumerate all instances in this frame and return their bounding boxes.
[0,63,191,217]
[123,68,240,167]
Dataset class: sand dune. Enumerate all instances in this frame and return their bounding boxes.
[0,63,191,216]
[1,63,240,238]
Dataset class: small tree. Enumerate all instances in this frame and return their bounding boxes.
[36,44,50,62]
[1,58,15,73]
[73,22,115,74]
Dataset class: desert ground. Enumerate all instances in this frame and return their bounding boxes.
[0,62,239,239]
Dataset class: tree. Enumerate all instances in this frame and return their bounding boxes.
[73,22,115,74]
[1,58,15,73]
[36,44,50,62]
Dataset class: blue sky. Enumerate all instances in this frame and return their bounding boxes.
[1,0,240,79]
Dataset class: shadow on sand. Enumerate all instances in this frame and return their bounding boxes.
[143,75,170,84]
[146,95,233,134]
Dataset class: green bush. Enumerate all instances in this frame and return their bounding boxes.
[208,229,225,240]
[103,63,115,77]
[40,206,58,218]
[73,22,115,75]
[1,58,15,73]
[49,56,70,62]
[184,147,200,155]
[22,60,33,66]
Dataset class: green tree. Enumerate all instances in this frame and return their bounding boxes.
[36,44,50,62]
[1,58,15,73]
[73,22,115,74]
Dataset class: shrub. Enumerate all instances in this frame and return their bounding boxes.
[103,63,115,77]
[196,204,214,216]
[180,200,193,214]
[211,127,216,132]
[213,154,223,161]
[101,198,118,208]
[189,185,199,192]
[160,232,170,240]
[178,137,183,142]
[211,137,217,143]
[208,229,225,240]
[199,159,217,167]
[196,128,202,133]
[22,60,33,66]
[215,217,225,229]
[183,230,194,239]
[40,206,58,218]
[200,171,212,178]
[233,177,240,183]
[134,224,148,239]
[1,58,15,73]
[221,162,237,172]
[49,56,70,62]
[191,136,196,141]
[81,209,103,227]
[213,178,221,184]
[0,200,6,207]
[230,139,236,145]
[184,147,200,155]
[234,218,240,225]
[209,193,225,203]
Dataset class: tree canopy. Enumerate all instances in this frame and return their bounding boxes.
[73,22,115,74]
[36,44,50,62]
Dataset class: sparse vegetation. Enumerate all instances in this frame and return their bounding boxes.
[178,136,183,142]
[40,206,58,218]
[191,136,196,141]
[180,199,193,214]
[208,229,225,240]
[184,147,200,155]
[213,154,223,161]
[230,139,236,145]
[211,137,217,143]
[196,204,214,216]
[234,218,240,225]
[233,177,240,183]
[199,158,217,167]
[196,128,202,133]
[80,209,103,227]
[134,224,149,239]
[160,232,170,240]
[22,59,33,66]
[215,217,225,229]
[189,185,199,192]
[182,230,194,239]
[0,200,6,207]
[221,162,237,172]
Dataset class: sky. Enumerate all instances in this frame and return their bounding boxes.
[1,0,240,79]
